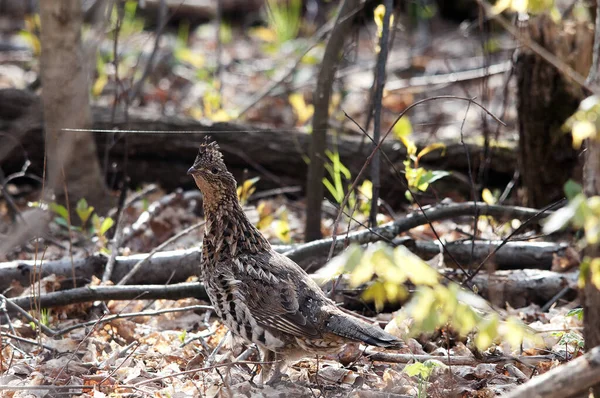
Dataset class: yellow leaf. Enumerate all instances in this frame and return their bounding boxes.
[591,257,600,289]
[359,180,373,200]
[250,26,277,42]
[482,188,496,205]
[393,117,413,141]
[503,317,526,348]
[572,120,596,150]
[92,75,108,97]
[175,48,205,69]
[475,316,499,350]
[409,288,436,323]
[273,218,291,243]
[209,109,231,122]
[373,4,395,39]
[289,93,314,125]
[349,257,375,287]
[417,143,446,160]
[362,282,387,311]
[394,246,439,286]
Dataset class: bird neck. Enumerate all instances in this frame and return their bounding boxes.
[202,192,270,263]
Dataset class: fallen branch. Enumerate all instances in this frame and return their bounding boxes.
[7,282,206,311]
[0,247,202,292]
[411,239,572,271]
[365,349,556,367]
[284,201,552,267]
[0,202,558,291]
[503,346,600,398]
[6,269,575,313]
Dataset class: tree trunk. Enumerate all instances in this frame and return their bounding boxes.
[516,15,593,208]
[306,0,359,241]
[582,137,600,396]
[39,0,109,211]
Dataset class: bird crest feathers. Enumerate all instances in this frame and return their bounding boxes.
[194,136,224,167]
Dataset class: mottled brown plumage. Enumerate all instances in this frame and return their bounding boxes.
[188,138,403,381]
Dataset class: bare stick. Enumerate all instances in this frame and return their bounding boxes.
[7,282,206,312]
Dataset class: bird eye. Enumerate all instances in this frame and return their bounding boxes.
[210,167,219,174]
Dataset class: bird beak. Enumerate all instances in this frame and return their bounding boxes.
[187,166,197,176]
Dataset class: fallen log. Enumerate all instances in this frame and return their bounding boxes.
[4,266,576,311]
[0,89,517,204]
[0,247,202,292]
[503,346,600,398]
[0,202,556,291]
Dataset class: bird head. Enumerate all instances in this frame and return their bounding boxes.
[188,138,237,201]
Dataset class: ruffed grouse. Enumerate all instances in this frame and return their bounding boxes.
[188,139,402,382]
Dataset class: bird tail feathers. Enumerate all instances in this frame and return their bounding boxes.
[326,313,404,348]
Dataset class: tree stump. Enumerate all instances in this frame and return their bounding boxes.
[516,15,593,208]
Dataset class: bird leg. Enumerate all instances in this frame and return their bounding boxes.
[259,348,285,385]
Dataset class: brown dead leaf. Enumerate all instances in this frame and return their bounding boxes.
[382,92,414,113]
[551,247,580,272]
[106,319,137,343]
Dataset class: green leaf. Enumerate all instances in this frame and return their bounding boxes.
[99,217,115,236]
[566,307,584,320]
[313,244,363,285]
[76,198,94,225]
[415,170,451,191]
[54,217,69,228]
[404,362,429,378]
[475,316,499,350]
[394,246,439,286]
[49,202,69,220]
[564,180,583,200]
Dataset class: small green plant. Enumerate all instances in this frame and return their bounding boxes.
[265,0,302,45]
[394,122,450,201]
[321,150,372,218]
[40,199,115,251]
[323,149,351,205]
[111,0,145,38]
[404,360,446,398]
[566,307,584,320]
[29,308,50,331]
[179,330,187,343]
[551,330,584,356]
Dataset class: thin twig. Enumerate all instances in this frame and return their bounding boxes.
[128,0,167,102]
[1,294,56,337]
[102,181,128,283]
[464,198,566,283]
[327,96,505,270]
